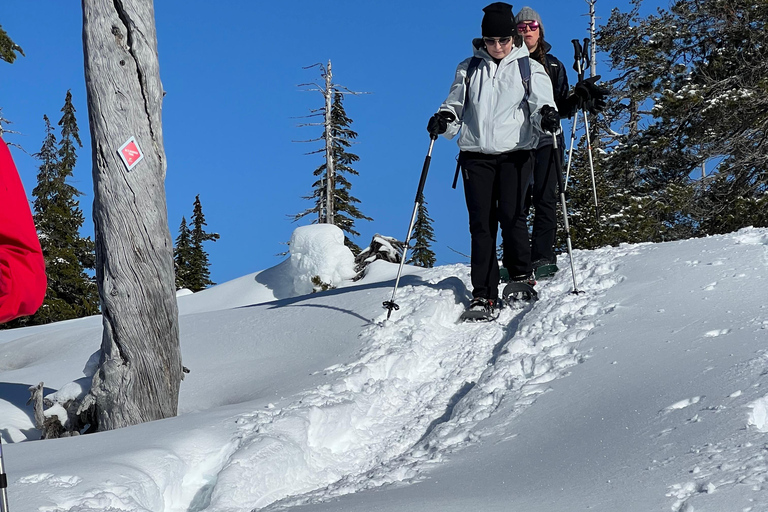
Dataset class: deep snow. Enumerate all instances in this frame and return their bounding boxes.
[1,225,767,512]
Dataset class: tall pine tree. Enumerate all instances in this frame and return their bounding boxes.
[173,216,192,290]
[25,92,99,324]
[294,64,372,253]
[326,92,372,253]
[184,195,219,292]
[408,199,436,268]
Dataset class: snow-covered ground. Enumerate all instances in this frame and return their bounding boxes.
[1,225,767,512]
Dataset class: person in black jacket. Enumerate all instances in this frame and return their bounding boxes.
[516,6,607,277]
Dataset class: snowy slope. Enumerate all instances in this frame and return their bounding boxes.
[0,227,767,512]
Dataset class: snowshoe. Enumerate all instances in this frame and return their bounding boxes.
[502,273,538,302]
[534,263,558,280]
[502,282,538,302]
[459,297,500,322]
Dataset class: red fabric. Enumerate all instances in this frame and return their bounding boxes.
[0,137,47,323]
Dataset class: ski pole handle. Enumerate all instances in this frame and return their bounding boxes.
[416,138,435,203]
[571,39,582,73]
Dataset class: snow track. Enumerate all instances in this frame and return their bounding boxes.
[201,246,634,511]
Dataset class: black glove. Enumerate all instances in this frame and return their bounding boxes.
[563,94,580,119]
[540,105,560,133]
[574,75,609,108]
[427,111,456,138]
[584,95,607,115]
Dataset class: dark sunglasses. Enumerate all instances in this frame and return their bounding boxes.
[483,36,512,46]
[517,21,540,32]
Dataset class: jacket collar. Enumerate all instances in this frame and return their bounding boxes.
[471,38,530,65]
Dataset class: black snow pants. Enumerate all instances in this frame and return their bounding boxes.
[461,149,534,300]
[530,132,565,265]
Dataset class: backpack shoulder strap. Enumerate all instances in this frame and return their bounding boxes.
[462,57,483,116]
[517,56,531,108]
[453,56,483,189]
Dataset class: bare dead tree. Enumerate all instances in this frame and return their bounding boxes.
[586,0,598,77]
[294,60,368,225]
[80,0,182,431]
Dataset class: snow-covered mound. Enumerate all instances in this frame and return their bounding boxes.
[0,227,767,512]
[177,224,357,316]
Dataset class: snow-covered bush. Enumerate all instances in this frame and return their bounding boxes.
[289,225,357,295]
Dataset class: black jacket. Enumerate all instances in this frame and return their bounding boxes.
[532,43,571,148]
[535,42,571,119]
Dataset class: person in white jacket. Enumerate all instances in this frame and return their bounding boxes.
[427,1,560,317]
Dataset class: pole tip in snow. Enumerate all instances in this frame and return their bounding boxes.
[382,301,399,320]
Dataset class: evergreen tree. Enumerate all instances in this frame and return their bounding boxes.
[592,0,768,242]
[21,115,63,326]
[293,64,372,254]
[408,200,436,268]
[24,93,99,325]
[59,91,97,273]
[173,216,192,290]
[0,25,24,64]
[185,195,219,292]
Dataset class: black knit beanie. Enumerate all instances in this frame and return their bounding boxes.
[482,2,515,37]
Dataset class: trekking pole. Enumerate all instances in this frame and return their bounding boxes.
[564,39,583,190]
[564,116,578,190]
[551,132,583,295]
[581,38,600,219]
[581,103,600,219]
[1,437,9,512]
[567,39,600,219]
[383,134,437,319]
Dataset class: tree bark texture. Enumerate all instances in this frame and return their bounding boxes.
[82,0,182,430]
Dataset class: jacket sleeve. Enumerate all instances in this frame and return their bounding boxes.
[437,58,473,140]
[551,57,572,118]
[0,138,47,323]
[528,59,559,134]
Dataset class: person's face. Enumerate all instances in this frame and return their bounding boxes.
[517,20,540,51]
[483,36,514,59]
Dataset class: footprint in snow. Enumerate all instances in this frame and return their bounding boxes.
[703,329,731,338]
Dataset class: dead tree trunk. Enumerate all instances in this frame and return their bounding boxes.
[587,0,597,77]
[324,60,335,225]
[81,0,182,431]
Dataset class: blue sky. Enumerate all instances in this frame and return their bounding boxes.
[0,0,667,285]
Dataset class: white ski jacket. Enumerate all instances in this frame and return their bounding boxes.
[438,40,557,154]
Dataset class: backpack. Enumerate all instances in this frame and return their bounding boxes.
[452,55,532,188]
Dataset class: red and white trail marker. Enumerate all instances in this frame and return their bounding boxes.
[117,137,144,171]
